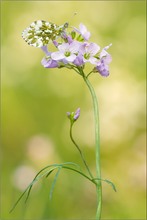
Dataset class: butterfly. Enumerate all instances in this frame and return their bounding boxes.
[22,20,68,48]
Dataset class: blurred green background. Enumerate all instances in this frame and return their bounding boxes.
[1,1,146,219]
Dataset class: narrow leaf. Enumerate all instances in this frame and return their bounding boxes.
[92,178,117,192]
[10,162,80,212]
[9,187,29,213]
[49,168,61,200]
[25,168,58,203]
[46,169,55,178]
[104,179,117,192]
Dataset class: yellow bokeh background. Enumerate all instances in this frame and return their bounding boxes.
[1,1,146,219]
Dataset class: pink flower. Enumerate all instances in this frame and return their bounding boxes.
[74,23,91,41]
[95,44,112,77]
[51,42,80,62]
[79,42,100,64]
[41,57,58,68]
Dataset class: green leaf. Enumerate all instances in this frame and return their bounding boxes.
[25,168,56,203]
[92,178,117,192]
[10,162,81,212]
[10,167,57,212]
[49,167,61,200]
[9,187,29,213]
[46,169,55,178]
[104,179,117,192]
[61,166,95,184]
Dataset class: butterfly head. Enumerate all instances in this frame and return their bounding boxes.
[63,22,69,29]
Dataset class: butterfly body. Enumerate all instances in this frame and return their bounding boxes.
[22,20,68,48]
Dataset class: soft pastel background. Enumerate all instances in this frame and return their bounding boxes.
[1,1,146,219]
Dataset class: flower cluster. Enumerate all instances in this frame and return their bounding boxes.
[41,23,112,77]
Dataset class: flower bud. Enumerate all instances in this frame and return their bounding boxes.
[67,108,80,124]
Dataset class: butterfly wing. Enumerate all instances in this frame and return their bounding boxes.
[22,20,60,47]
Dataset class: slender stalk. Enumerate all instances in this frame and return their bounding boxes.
[70,124,94,179]
[86,70,93,78]
[81,71,102,220]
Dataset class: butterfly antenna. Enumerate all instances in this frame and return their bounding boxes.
[68,12,77,28]
[71,12,77,22]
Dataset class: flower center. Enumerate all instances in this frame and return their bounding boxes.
[65,51,71,57]
[84,53,90,60]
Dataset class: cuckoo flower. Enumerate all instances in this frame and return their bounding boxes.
[51,42,80,62]
[41,45,51,56]
[74,23,91,41]
[73,53,84,66]
[95,55,112,77]
[95,44,112,77]
[80,42,100,65]
[41,46,59,68]
[41,57,59,68]
[100,43,112,59]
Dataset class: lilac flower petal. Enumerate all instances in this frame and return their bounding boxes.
[67,35,73,44]
[84,32,91,41]
[73,108,80,120]
[79,23,91,40]
[100,49,108,58]
[58,43,69,52]
[104,43,112,50]
[41,58,58,68]
[99,69,109,77]
[88,43,100,55]
[53,40,58,47]
[88,57,97,65]
[67,41,80,53]
[51,51,65,60]
[96,59,110,77]
[41,57,48,66]
[79,42,99,57]
[67,112,71,117]
[73,23,91,41]
[79,43,87,55]
[41,46,51,56]
[105,54,112,64]
[100,43,112,58]
[61,58,69,65]
[79,23,87,33]
[96,65,110,77]
[73,54,84,66]
[66,54,77,62]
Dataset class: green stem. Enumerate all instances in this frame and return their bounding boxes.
[81,71,102,220]
[86,70,93,78]
[70,124,94,179]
